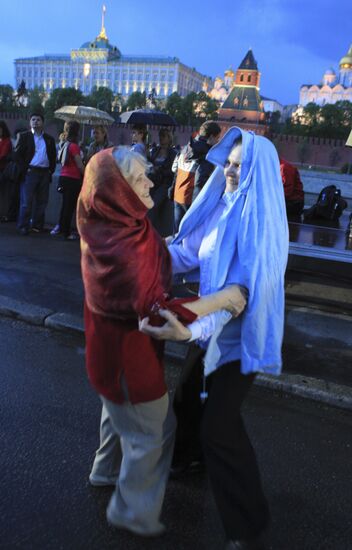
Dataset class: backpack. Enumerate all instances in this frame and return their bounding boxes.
[57,141,70,166]
[304,185,347,222]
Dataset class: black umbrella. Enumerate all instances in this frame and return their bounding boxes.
[119,109,177,126]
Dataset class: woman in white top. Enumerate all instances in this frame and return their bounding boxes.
[140,126,289,550]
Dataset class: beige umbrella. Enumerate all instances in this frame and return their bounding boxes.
[54,105,115,125]
[346,129,352,148]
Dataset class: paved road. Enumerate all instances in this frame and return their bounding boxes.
[1,317,351,550]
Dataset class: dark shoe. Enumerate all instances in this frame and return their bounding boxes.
[19,228,29,236]
[170,457,205,479]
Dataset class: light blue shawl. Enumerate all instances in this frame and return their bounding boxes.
[173,127,289,375]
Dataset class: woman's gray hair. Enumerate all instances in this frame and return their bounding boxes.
[112,146,151,182]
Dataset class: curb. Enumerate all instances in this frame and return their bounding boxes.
[1,294,352,412]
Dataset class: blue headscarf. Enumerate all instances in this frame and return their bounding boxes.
[173,127,289,375]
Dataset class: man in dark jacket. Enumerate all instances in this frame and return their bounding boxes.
[187,121,221,201]
[172,121,221,232]
[15,112,56,235]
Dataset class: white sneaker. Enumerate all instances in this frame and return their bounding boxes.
[50,224,61,236]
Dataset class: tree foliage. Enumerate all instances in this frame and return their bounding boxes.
[0,85,16,112]
[87,86,114,112]
[27,86,46,114]
[125,91,146,111]
[288,101,352,140]
[44,87,85,121]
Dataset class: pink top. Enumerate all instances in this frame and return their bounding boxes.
[60,143,82,180]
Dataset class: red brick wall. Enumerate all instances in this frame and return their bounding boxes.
[270,133,352,169]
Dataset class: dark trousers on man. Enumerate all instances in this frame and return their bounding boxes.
[173,201,189,234]
[174,356,270,541]
[18,167,51,231]
[58,176,82,238]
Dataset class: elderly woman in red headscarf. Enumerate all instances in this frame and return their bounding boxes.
[76,146,246,537]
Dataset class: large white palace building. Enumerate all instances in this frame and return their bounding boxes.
[14,7,212,99]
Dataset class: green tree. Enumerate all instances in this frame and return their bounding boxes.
[337,100,352,130]
[192,91,219,122]
[125,91,146,111]
[302,102,320,135]
[265,110,282,134]
[88,86,114,112]
[44,87,84,121]
[319,103,344,138]
[27,86,46,113]
[179,92,198,126]
[0,84,16,112]
[164,92,183,123]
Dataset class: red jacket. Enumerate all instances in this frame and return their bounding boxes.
[280,158,304,202]
[0,137,12,171]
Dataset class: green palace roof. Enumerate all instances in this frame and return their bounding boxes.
[221,86,263,112]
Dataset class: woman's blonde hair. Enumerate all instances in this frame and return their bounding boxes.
[112,146,152,182]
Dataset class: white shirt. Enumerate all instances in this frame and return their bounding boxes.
[169,193,242,370]
[30,130,49,168]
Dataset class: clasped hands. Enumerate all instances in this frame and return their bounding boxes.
[139,284,247,342]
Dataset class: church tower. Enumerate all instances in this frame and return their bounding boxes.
[339,44,352,87]
[218,49,264,124]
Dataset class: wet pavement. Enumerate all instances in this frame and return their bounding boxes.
[1,317,352,550]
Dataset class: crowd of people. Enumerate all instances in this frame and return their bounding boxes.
[0,114,303,241]
[1,113,295,548]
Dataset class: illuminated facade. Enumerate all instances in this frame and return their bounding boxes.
[14,7,212,99]
[299,44,352,106]
[214,49,265,124]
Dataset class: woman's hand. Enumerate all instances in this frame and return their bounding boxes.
[217,285,248,317]
[139,309,191,341]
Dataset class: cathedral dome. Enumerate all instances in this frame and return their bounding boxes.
[224,66,235,77]
[80,6,121,59]
[324,68,336,76]
[80,36,121,58]
[339,44,352,67]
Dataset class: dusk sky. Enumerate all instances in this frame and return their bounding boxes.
[0,0,350,105]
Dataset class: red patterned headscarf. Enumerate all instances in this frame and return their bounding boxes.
[77,148,172,320]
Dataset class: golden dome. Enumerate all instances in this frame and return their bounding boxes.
[224,66,235,77]
[339,44,352,67]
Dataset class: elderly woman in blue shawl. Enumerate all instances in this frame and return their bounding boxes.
[140,127,289,549]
